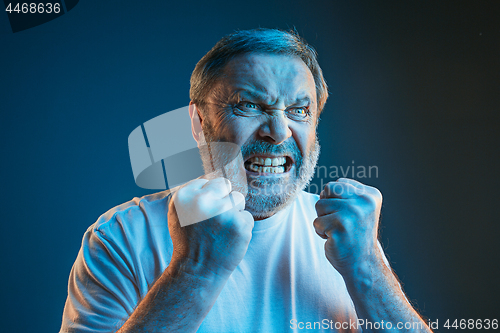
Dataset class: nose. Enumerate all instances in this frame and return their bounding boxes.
[257,112,292,145]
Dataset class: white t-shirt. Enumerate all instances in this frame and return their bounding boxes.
[60,190,363,332]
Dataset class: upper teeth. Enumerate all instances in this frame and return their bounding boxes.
[248,156,286,166]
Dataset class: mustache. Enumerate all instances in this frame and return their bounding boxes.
[240,139,303,166]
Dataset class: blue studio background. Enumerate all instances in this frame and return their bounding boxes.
[1,1,499,332]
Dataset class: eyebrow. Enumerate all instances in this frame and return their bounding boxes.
[235,89,312,106]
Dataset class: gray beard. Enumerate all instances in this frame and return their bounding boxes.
[199,119,320,220]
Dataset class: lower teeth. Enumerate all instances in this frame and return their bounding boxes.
[247,164,285,174]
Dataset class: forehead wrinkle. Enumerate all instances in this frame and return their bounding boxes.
[222,54,316,107]
[232,86,277,106]
[229,85,314,108]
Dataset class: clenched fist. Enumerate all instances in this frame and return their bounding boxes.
[168,177,254,277]
[313,178,383,277]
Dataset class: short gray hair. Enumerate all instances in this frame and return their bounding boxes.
[190,28,328,114]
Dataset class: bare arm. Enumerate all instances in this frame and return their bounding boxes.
[314,178,431,332]
[342,251,431,332]
[118,178,253,332]
[116,258,230,333]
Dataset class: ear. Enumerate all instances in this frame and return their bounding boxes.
[189,101,204,146]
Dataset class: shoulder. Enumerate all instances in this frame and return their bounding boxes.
[91,190,173,240]
[62,191,175,330]
[84,190,175,274]
[80,189,175,293]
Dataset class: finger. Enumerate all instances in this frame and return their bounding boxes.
[228,191,246,211]
[211,190,246,217]
[201,177,232,199]
[179,178,209,192]
[337,177,370,194]
[322,181,358,199]
[337,178,379,197]
[313,214,344,239]
[315,198,345,217]
[337,177,365,188]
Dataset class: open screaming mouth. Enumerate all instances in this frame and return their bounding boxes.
[244,156,293,174]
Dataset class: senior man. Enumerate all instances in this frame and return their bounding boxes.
[60,29,431,332]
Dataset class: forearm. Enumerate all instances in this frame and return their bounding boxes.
[116,258,230,333]
[343,254,432,333]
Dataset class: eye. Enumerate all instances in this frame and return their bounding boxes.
[242,102,259,109]
[285,106,311,121]
[288,106,310,115]
[235,101,262,112]
[233,101,263,117]
[291,107,307,114]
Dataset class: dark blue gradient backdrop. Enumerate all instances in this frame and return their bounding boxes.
[0,1,499,332]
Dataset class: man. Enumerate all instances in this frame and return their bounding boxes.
[60,29,432,332]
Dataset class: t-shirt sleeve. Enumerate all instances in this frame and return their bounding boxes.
[60,226,141,333]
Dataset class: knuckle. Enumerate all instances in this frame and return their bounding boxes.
[196,194,214,212]
[240,211,254,225]
[230,191,245,202]
[373,187,383,202]
[351,204,366,218]
[210,178,224,188]
[175,187,187,200]
[216,209,233,224]
[172,191,188,209]
[193,193,208,208]
[362,185,382,200]
[212,177,230,188]
[324,181,336,190]
[353,185,368,196]
[313,217,322,229]
[186,178,208,190]
[325,181,336,187]
[325,183,343,196]
[358,195,377,211]
[226,216,248,237]
[315,199,323,211]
